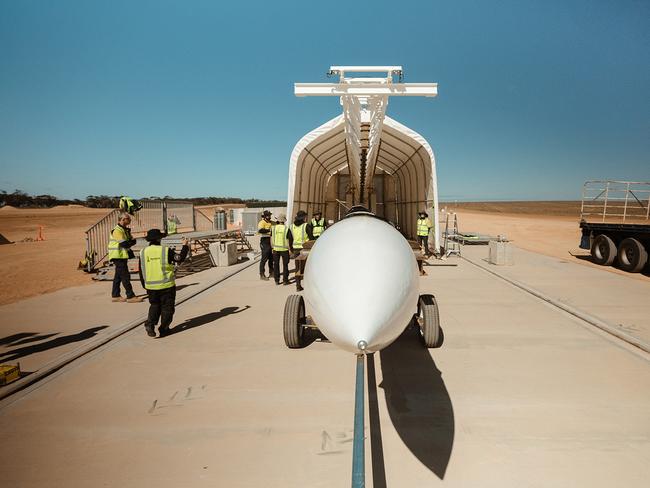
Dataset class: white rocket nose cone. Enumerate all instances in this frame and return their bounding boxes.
[303,216,420,353]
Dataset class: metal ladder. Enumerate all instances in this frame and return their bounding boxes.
[443,212,461,257]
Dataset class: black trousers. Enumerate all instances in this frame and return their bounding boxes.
[273,250,289,283]
[259,237,273,275]
[111,259,135,298]
[417,235,429,255]
[145,286,176,331]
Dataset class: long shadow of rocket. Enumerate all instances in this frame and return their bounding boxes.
[378,325,454,480]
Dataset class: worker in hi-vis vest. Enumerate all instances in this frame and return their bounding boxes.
[271,213,290,286]
[288,210,314,292]
[138,229,189,338]
[416,210,433,256]
[108,213,142,303]
[119,196,142,216]
[258,210,274,281]
[166,214,179,235]
[310,210,327,239]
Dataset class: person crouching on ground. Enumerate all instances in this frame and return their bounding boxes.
[108,212,142,302]
[139,229,189,338]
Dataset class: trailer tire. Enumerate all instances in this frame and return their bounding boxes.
[591,234,616,266]
[617,238,648,273]
[418,294,442,348]
[283,294,305,348]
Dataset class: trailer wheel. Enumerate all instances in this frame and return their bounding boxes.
[283,294,305,348]
[591,234,616,266]
[418,294,442,348]
[617,238,648,273]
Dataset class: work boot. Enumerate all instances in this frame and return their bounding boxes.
[112,296,126,302]
[126,296,144,303]
[158,327,170,338]
[296,283,304,292]
[144,323,156,337]
[260,274,269,281]
[275,281,280,285]
[283,281,289,286]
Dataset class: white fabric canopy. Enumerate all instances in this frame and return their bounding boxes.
[286,114,440,251]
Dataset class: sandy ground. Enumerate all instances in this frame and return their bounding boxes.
[0,203,646,306]
[0,206,111,305]
[451,209,650,281]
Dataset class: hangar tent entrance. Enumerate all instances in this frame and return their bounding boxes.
[287,66,441,251]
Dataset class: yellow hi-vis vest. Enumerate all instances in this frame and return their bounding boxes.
[291,223,307,249]
[271,224,288,251]
[140,245,175,290]
[108,225,132,260]
[167,218,177,235]
[311,218,325,237]
[258,219,272,236]
[417,218,431,237]
[119,197,135,215]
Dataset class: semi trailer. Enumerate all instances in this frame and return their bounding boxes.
[579,180,650,273]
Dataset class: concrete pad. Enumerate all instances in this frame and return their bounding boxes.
[460,245,650,345]
[1,253,649,487]
[0,259,255,373]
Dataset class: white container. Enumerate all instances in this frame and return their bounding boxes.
[241,210,263,235]
[209,241,238,266]
[489,240,513,265]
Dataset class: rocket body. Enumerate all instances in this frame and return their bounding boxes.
[302,215,420,353]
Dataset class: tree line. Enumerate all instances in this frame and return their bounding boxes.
[0,190,285,209]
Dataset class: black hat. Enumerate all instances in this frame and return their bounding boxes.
[145,228,167,241]
[262,210,271,217]
[314,209,322,215]
[296,210,307,218]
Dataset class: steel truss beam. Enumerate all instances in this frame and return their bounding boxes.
[295,66,437,206]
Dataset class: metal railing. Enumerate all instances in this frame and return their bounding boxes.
[193,208,215,232]
[580,180,650,224]
[85,200,195,271]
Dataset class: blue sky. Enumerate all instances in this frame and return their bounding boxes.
[0,0,648,201]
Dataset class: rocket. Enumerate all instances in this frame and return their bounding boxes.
[303,210,419,353]
[283,208,441,353]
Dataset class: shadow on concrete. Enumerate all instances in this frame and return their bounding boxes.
[168,306,251,336]
[367,353,387,488]
[0,326,109,361]
[10,333,60,346]
[0,333,38,347]
[379,326,454,480]
[299,328,329,348]
[175,282,199,291]
[571,254,650,277]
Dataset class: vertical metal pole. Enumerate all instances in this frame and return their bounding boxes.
[352,354,365,488]
[162,202,168,234]
[602,181,609,223]
[623,182,629,223]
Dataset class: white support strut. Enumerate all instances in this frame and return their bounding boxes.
[295,66,437,208]
[292,66,441,252]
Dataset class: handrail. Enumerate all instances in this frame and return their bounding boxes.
[85,200,195,271]
[580,180,650,224]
